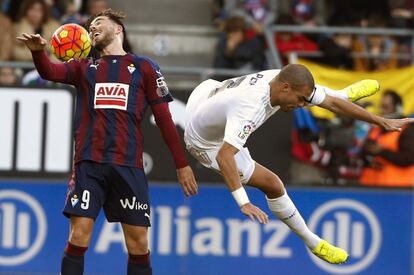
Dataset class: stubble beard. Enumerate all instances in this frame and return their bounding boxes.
[93,32,115,52]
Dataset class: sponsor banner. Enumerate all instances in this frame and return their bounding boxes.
[0,87,74,177]
[0,181,412,275]
[0,87,292,181]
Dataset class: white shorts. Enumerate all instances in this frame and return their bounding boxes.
[185,79,256,184]
[185,141,256,184]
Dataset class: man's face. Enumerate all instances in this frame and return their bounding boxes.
[279,83,312,112]
[26,2,44,26]
[0,67,17,85]
[89,16,116,50]
[380,94,395,116]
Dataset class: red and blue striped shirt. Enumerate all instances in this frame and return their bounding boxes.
[32,50,188,169]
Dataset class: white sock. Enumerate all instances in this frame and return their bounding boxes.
[317,84,348,101]
[266,192,321,249]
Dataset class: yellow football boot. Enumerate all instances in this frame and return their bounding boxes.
[341,79,380,102]
[311,240,349,264]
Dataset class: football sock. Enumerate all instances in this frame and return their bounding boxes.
[128,252,152,275]
[61,241,88,275]
[266,192,321,249]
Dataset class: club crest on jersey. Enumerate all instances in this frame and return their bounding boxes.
[127,63,136,74]
[94,83,129,110]
[238,120,256,140]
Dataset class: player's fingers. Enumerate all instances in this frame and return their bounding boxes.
[181,183,190,197]
[404,118,414,124]
[255,211,266,224]
[247,213,254,221]
[186,184,195,196]
[16,36,27,41]
[22,33,32,39]
[255,208,268,224]
[254,213,264,224]
[262,213,269,224]
[187,179,198,195]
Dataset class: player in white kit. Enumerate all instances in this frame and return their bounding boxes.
[184,64,414,264]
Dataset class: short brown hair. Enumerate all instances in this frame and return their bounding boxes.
[86,8,126,33]
[277,64,315,91]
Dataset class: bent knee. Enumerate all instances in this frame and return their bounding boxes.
[263,173,285,198]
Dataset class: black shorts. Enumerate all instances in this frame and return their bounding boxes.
[63,161,150,227]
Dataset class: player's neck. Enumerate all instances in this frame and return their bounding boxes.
[269,80,281,107]
[100,42,127,57]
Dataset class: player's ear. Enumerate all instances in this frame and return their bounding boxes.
[115,24,123,35]
[282,82,290,92]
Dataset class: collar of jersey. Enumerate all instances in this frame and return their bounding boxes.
[266,82,279,110]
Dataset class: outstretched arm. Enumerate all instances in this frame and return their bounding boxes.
[16,33,70,82]
[318,95,414,131]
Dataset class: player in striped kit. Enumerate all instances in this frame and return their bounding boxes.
[17,9,197,275]
[184,65,414,264]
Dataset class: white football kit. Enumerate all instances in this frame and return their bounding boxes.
[184,69,329,184]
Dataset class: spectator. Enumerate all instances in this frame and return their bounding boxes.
[221,0,277,34]
[85,0,108,17]
[274,14,319,65]
[0,7,13,60]
[278,0,327,26]
[359,90,414,187]
[44,0,65,20]
[213,16,266,70]
[60,0,84,25]
[353,15,399,71]
[389,0,414,28]
[0,67,20,85]
[317,17,354,69]
[326,0,389,27]
[212,0,226,28]
[13,0,59,61]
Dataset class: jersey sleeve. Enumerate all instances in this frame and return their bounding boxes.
[141,59,173,105]
[63,58,85,85]
[223,93,265,151]
[31,50,83,85]
[307,85,327,106]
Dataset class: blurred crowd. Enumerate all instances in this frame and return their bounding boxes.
[212,0,414,71]
[0,0,110,86]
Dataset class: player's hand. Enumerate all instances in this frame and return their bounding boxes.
[380,117,414,131]
[176,166,198,197]
[16,33,47,51]
[240,203,269,224]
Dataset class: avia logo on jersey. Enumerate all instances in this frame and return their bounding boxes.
[120,196,148,210]
[94,83,129,111]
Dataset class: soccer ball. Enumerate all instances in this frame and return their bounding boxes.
[50,23,91,61]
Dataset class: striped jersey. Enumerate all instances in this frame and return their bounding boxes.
[62,53,173,168]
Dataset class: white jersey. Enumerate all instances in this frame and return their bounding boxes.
[184,69,326,151]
